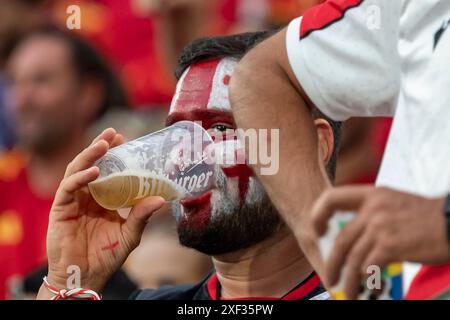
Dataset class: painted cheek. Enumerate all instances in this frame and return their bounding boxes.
[221,165,254,201]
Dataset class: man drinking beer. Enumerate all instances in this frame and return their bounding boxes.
[37,32,341,300]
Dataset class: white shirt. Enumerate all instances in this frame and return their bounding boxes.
[286,0,450,294]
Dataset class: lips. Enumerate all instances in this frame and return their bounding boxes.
[180,191,212,229]
[180,191,212,208]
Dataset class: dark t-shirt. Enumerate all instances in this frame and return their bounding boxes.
[130,272,329,300]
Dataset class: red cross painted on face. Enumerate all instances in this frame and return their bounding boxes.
[221,164,254,201]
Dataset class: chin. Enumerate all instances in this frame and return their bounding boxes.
[172,174,281,255]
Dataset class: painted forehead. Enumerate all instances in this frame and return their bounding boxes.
[169,58,238,115]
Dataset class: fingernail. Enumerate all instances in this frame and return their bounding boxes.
[88,166,99,174]
[94,140,105,147]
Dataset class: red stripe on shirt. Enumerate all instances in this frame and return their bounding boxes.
[406,264,450,300]
[206,272,322,300]
[300,0,364,38]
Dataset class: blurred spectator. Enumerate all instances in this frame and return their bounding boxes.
[52,0,175,108]
[0,27,127,299]
[48,0,323,109]
[45,0,324,111]
[0,0,49,151]
[267,0,325,27]
[0,78,13,151]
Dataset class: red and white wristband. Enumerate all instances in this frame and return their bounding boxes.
[43,276,101,300]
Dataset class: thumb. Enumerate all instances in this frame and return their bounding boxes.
[123,196,166,243]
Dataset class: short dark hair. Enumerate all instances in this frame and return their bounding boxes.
[175,31,274,80]
[175,32,342,181]
[18,26,129,120]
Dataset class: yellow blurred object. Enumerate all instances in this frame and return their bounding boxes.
[0,211,23,246]
[387,263,403,277]
[331,291,346,300]
[0,150,28,182]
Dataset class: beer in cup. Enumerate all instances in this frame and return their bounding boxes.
[88,121,216,210]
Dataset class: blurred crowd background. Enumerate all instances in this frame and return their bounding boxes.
[0,0,392,299]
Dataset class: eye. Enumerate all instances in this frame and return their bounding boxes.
[210,123,232,133]
[208,123,235,142]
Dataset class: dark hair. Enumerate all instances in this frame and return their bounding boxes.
[175,32,342,181]
[19,26,129,120]
[175,31,274,80]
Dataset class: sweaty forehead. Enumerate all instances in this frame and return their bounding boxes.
[169,58,238,115]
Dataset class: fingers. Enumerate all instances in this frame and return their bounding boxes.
[362,248,390,277]
[325,217,366,286]
[54,166,100,207]
[343,233,374,299]
[110,133,126,148]
[313,186,372,236]
[64,140,109,178]
[123,197,166,244]
[90,128,117,147]
[64,129,124,178]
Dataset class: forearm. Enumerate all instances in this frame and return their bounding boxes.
[229,29,330,278]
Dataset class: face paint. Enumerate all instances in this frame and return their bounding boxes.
[221,165,254,201]
[169,58,238,115]
[173,167,282,255]
[168,58,255,231]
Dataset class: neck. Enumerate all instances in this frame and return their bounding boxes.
[212,226,314,299]
[27,132,88,198]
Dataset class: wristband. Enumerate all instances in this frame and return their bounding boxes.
[43,276,101,300]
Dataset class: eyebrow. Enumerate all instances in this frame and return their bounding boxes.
[166,109,235,127]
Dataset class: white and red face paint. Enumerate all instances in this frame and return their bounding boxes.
[169,58,260,228]
[169,58,237,114]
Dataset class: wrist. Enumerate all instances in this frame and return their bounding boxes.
[36,284,55,300]
[46,271,106,294]
[37,276,102,300]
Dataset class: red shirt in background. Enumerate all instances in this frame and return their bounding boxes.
[0,151,53,299]
[52,0,175,108]
[268,0,326,25]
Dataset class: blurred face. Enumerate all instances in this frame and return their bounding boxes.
[7,35,83,154]
[168,58,282,256]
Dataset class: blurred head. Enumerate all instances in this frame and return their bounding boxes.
[167,32,342,256]
[0,0,46,66]
[7,27,128,155]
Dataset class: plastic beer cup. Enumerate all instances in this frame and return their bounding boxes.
[88,121,216,210]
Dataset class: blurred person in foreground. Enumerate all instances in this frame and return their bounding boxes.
[0,0,49,151]
[0,27,128,299]
[36,32,341,300]
[229,0,450,299]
